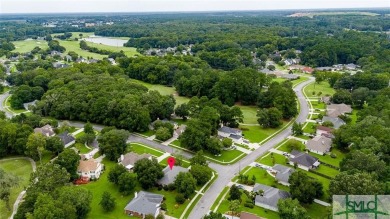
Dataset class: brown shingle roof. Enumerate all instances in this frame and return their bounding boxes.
[78,159,99,172]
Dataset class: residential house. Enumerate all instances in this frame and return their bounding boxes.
[34,124,55,137]
[58,131,76,148]
[316,67,334,71]
[124,191,163,218]
[118,152,152,171]
[23,100,37,110]
[321,96,331,105]
[271,164,295,186]
[218,126,244,144]
[88,59,99,64]
[322,116,346,129]
[76,57,87,63]
[52,62,69,69]
[64,55,72,62]
[326,104,352,118]
[50,50,62,56]
[157,166,189,186]
[108,58,116,65]
[253,183,290,212]
[77,159,103,181]
[289,150,320,171]
[305,135,332,155]
[316,125,332,136]
[281,74,299,80]
[302,67,314,74]
[345,63,360,70]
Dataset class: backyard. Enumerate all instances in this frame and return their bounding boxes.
[240,121,289,143]
[0,158,34,219]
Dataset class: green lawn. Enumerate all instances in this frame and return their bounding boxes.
[148,188,194,218]
[313,165,339,178]
[277,139,305,153]
[12,39,49,53]
[303,122,317,134]
[4,95,29,114]
[0,158,33,219]
[131,80,190,106]
[159,157,190,168]
[128,143,164,157]
[243,167,289,191]
[309,148,346,167]
[217,192,279,219]
[211,187,229,210]
[257,153,288,166]
[73,142,92,154]
[304,203,329,219]
[0,86,10,94]
[310,100,326,110]
[58,40,107,59]
[84,41,138,57]
[291,77,309,87]
[75,131,85,138]
[204,149,245,163]
[171,139,181,146]
[241,121,289,143]
[137,129,155,137]
[273,77,287,83]
[238,105,259,124]
[81,158,138,219]
[350,109,359,125]
[304,81,335,98]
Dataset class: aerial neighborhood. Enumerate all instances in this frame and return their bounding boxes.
[0,4,389,219]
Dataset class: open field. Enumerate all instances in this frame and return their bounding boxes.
[128,143,164,157]
[57,40,107,59]
[84,41,138,57]
[304,81,335,98]
[289,12,379,18]
[12,39,48,53]
[0,158,33,219]
[238,105,258,124]
[240,120,289,143]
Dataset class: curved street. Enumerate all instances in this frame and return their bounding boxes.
[0,91,12,118]
[0,77,314,219]
[187,77,314,219]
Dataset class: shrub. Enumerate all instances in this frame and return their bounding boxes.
[167,183,176,191]
[160,203,167,211]
[244,202,254,208]
[330,153,337,158]
[175,194,185,204]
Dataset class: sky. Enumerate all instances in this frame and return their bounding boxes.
[0,0,389,14]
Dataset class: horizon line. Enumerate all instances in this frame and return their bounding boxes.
[1,7,389,15]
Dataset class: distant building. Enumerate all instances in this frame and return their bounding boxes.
[281,74,299,80]
[271,164,295,186]
[289,150,320,171]
[118,152,152,171]
[157,166,189,186]
[34,124,55,137]
[124,191,163,218]
[52,62,69,69]
[77,159,103,181]
[58,131,76,148]
[253,183,290,212]
[305,135,332,155]
[302,67,314,74]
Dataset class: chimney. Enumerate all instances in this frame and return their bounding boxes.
[120,154,124,161]
[134,192,138,198]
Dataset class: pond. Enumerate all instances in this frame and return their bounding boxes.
[83,35,129,47]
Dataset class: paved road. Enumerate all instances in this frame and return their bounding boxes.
[187,77,314,219]
[0,91,12,118]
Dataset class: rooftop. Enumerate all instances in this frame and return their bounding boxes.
[289,150,319,168]
[218,126,242,135]
[305,136,332,154]
[326,103,352,118]
[157,166,189,186]
[78,159,100,172]
[272,164,295,184]
[119,152,152,170]
[124,191,163,216]
[253,183,290,210]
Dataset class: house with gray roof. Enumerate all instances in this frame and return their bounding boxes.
[305,135,332,155]
[124,191,163,218]
[326,104,352,118]
[289,150,320,171]
[218,126,243,143]
[322,116,345,129]
[34,124,55,137]
[281,74,299,80]
[118,152,152,171]
[253,183,290,212]
[271,164,295,186]
[157,166,189,186]
[58,131,75,148]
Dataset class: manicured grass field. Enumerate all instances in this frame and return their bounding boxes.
[244,167,289,191]
[258,153,288,166]
[309,148,346,167]
[211,186,229,211]
[204,149,245,163]
[57,40,107,59]
[240,121,289,143]
[291,76,309,87]
[73,142,92,154]
[313,165,339,178]
[310,100,326,110]
[0,158,33,219]
[84,41,138,57]
[12,39,48,53]
[303,122,317,134]
[137,129,155,137]
[159,157,191,168]
[238,105,259,124]
[128,143,164,157]
[81,158,139,219]
[304,203,329,219]
[131,79,190,106]
[304,81,335,98]
[148,188,194,218]
[217,192,280,219]
[277,139,305,152]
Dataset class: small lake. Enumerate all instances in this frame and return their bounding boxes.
[84,35,129,47]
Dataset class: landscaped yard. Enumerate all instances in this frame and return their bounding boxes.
[241,121,289,143]
[313,164,339,178]
[257,153,288,166]
[291,76,309,87]
[303,122,317,134]
[148,188,194,218]
[0,158,33,219]
[73,142,92,154]
[12,39,49,53]
[304,81,335,98]
[159,156,191,168]
[277,139,305,153]
[128,143,164,157]
[204,149,245,164]
[4,95,29,114]
[310,100,326,110]
[304,203,329,219]
[243,167,289,191]
[238,105,258,124]
[136,129,155,137]
[309,148,346,167]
